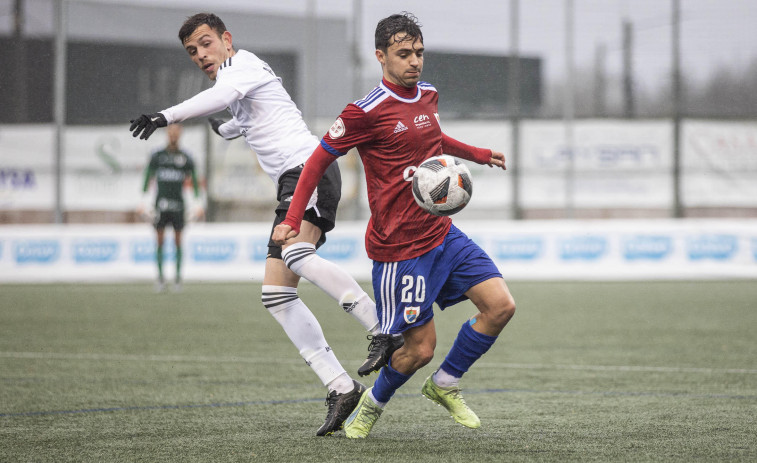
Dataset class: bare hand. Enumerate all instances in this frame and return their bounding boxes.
[488,151,506,170]
[272,223,298,245]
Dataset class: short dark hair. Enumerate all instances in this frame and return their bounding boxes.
[178,13,227,44]
[374,12,423,51]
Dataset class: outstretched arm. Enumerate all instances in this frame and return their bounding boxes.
[271,143,338,244]
[129,84,241,140]
[442,132,506,170]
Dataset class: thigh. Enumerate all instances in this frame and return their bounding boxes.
[269,164,340,256]
[371,249,447,335]
[163,211,184,232]
[263,256,300,287]
[435,225,502,310]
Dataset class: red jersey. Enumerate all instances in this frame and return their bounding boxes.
[282,78,492,262]
[323,79,450,261]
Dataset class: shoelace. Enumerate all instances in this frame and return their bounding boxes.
[354,403,381,426]
[324,392,338,410]
[440,387,471,410]
[365,335,386,355]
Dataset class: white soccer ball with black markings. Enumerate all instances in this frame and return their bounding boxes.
[412,155,473,216]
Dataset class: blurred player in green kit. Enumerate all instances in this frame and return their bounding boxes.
[138,123,204,292]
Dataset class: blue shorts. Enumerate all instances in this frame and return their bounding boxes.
[371,224,502,335]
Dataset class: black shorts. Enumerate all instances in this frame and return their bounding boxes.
[154,210,185,231]
[267,161,342,259]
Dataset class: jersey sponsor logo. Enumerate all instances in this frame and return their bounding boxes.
[687,234,738,261]
[156,167,185,182]
[14,240,60,264]
[413,114,432,129]
[404,306,420,324]
[393,121,408,133]
[328,117,346,139]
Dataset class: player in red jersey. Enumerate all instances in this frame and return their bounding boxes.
[272,12,515,437]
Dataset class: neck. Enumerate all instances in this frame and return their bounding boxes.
[382,77,417,98]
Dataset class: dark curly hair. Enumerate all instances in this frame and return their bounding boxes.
[178,13,228,44]
[374,12,423,51]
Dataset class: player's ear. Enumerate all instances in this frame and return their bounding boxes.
[375,49,385,66]
[222,30,233,50]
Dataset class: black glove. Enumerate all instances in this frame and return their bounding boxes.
[208,117,242,139]
[129,113,167,140]
[208,117,226,136]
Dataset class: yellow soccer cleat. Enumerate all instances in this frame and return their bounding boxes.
[343,388,383,438]
[421,375,481,429]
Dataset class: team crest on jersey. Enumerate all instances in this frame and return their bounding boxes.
[434,113,440,123]
[173,155,187,167]
[329,117,345,139]
[404,306,420,324]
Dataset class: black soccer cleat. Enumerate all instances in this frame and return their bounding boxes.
[357,333,405,377]
[316,380,367,436]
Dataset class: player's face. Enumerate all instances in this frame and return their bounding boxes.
[183,24,233,80]
[377,33,424,88]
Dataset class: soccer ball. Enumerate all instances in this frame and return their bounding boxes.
[412,155,473,216]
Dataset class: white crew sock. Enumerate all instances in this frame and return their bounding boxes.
[368,389,386,408]
[283,242,379,334]
[262,285,347,387]
[432,367,460,388]
[327,373,355,395]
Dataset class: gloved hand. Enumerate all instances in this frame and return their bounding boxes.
[129,113,167,140]
[208,117,226,136]
[189,205,206,222]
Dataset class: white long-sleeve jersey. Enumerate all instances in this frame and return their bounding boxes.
[160,49,318,185]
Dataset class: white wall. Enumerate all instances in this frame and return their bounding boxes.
[2,119,756,214]
[1,219,755,283]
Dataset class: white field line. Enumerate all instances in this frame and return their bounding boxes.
[1,351,755,374]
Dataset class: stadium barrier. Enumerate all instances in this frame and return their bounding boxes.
[1,219,755,283]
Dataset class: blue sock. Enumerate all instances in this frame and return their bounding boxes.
[372,360,412,404]
[440,320,498,378]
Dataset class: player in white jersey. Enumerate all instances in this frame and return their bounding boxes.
[128,12,403,436]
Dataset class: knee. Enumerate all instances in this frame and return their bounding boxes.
[486,293,516,330]
[281,242,316,276]
[402,343,434,370]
